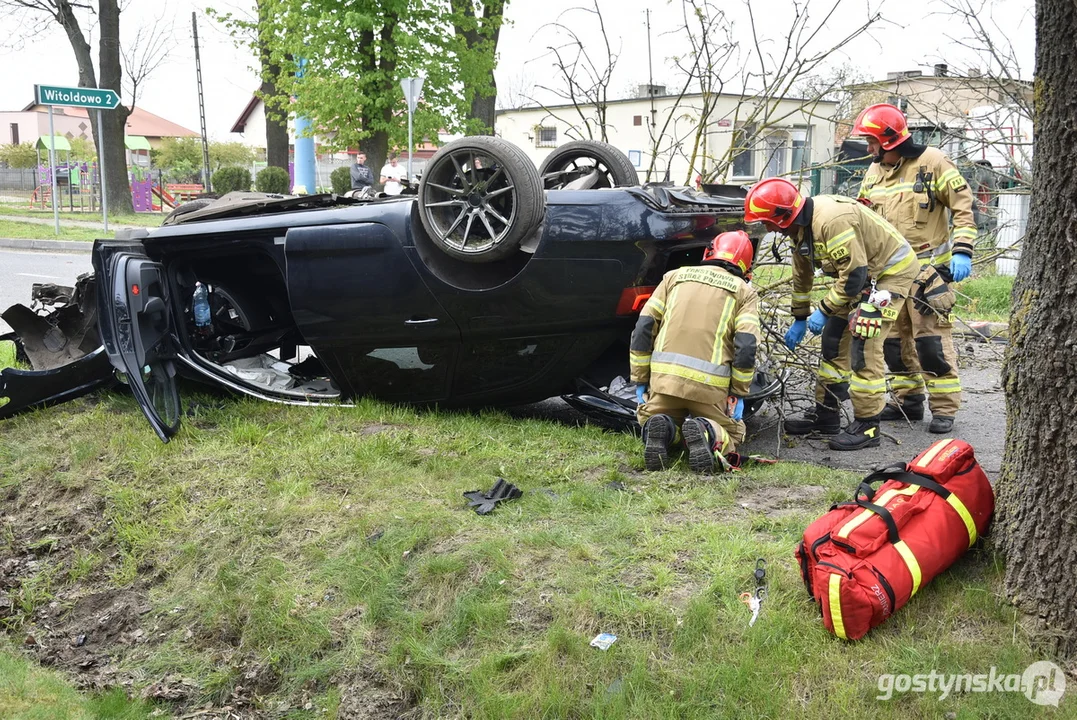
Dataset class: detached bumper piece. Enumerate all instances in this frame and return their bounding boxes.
[0,275,115,419]
[463,478,523,515]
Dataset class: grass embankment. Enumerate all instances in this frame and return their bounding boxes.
[0,383,1053,718]
[0,220,106,242]
[0,205,166,227]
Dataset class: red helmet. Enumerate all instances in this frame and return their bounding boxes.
[743,178,804,229]
[852,103,911,150]
[703,230,754,278]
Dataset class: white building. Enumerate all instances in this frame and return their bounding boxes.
[495,86,839,187]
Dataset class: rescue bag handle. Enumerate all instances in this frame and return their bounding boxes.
[856,467,953,502]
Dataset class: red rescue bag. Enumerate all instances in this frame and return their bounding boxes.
[795,439,994,640]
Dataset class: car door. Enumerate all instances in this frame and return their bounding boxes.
[93,240,182,442]
[285,222,461,403]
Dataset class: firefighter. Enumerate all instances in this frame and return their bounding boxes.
[743,178,920,451]
[853,103,975,434]
[631,230,760,473]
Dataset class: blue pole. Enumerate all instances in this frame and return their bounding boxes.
[294,116,316,194]
[293,58,317,194]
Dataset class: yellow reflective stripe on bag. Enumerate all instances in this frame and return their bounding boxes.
[829,574,847,640]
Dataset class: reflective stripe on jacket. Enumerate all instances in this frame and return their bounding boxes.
[630,265,760,403]
[791,195,918,318]
[857,146,977,265]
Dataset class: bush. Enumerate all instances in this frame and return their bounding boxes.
[330,166,351,194]
[212,166,252,195]
[256,166,290,194]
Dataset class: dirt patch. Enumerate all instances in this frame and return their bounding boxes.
[360,424,396,436]
[735,485,827,518]
[336,671,416,720]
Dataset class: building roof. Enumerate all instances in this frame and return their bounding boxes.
[845,74,1033,91]
[496,90,839,115]
[20,101,198,138]
[231,93,262,133]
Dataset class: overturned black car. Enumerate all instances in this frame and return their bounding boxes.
[0,138,781,441]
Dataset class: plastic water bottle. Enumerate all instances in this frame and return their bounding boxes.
[192,282,211,327]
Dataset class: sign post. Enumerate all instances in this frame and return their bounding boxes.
[35,84,121,233]
[400,77,424,184]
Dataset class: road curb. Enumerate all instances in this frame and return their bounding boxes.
[0,238,93,253]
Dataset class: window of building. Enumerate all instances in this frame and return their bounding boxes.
[764,135,788,178]
[790,128,810,174]
[633,115,642,126]
[9,123,18,145]
[887,96,909,113]
[731,123,757,177]
[536,126,557,147]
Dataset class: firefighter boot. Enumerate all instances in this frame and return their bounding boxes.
[784,403,841,436]
[828,416,882,451]
[881,394,925,421]
[929,416,955,434]
[681,417,725,474]
[642,414,677,471]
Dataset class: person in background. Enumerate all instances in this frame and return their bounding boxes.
[350,151,374,191]
[631,231,760,473]
[380,154,406,195]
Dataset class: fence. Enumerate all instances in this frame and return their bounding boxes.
[995,192,1029,276]
[0,168,40,192]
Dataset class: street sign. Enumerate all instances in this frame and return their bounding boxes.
[35,84,120,110]
[401,77,424,113]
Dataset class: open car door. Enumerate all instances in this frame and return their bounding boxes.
[93,241,182,442]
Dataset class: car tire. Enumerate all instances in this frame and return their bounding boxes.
[539,140,639,190]
[418,136,544,263]
[162,198,216,226]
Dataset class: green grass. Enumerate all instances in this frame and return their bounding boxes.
[0,220,106,242]
[0,205,165,228]
[0,391,1060,718]
[955,273,1014,323]
[0,639,153,719]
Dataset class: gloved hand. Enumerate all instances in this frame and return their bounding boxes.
[807,308,827,335]
[849,302,884,339]
[950,253,972,282]
[635,384,647,406]
[729,397,744,421]
[784,320,807,350]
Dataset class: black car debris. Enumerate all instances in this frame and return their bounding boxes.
[0,138,781,441]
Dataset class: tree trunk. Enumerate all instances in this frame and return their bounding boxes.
[996,0,1077,656]
[451,0,505,134]
[97,0,133,215]
[262,76,290,170]
[258,0,289,171]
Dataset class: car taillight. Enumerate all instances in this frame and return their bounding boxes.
[131,284,140,296]
[616,286,656,315]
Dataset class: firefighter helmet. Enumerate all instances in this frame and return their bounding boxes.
[703,230,754,278]
[743,178,804,229]
[852,103,911,150]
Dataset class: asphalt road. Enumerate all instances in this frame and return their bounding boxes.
[0,248,94,334]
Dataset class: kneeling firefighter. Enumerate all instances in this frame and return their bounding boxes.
[630,231,760,473]
[743,178,920,451]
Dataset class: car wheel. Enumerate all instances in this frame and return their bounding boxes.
[162,198,216,226]
[539,140,639,190]
[418,136,544,263]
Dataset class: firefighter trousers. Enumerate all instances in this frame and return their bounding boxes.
[637,391,745,454]
[883,302,962,417]
[814,276,914,420]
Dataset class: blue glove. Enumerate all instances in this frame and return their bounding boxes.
[730,397,744,421]
[784,320,807,350]
[635,384,647,405]
[807,308,827,335]
[950,253,972,282]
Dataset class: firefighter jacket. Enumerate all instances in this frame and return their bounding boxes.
[630,264,760,404]
[857,146,977,266]
[791,195,918,319]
